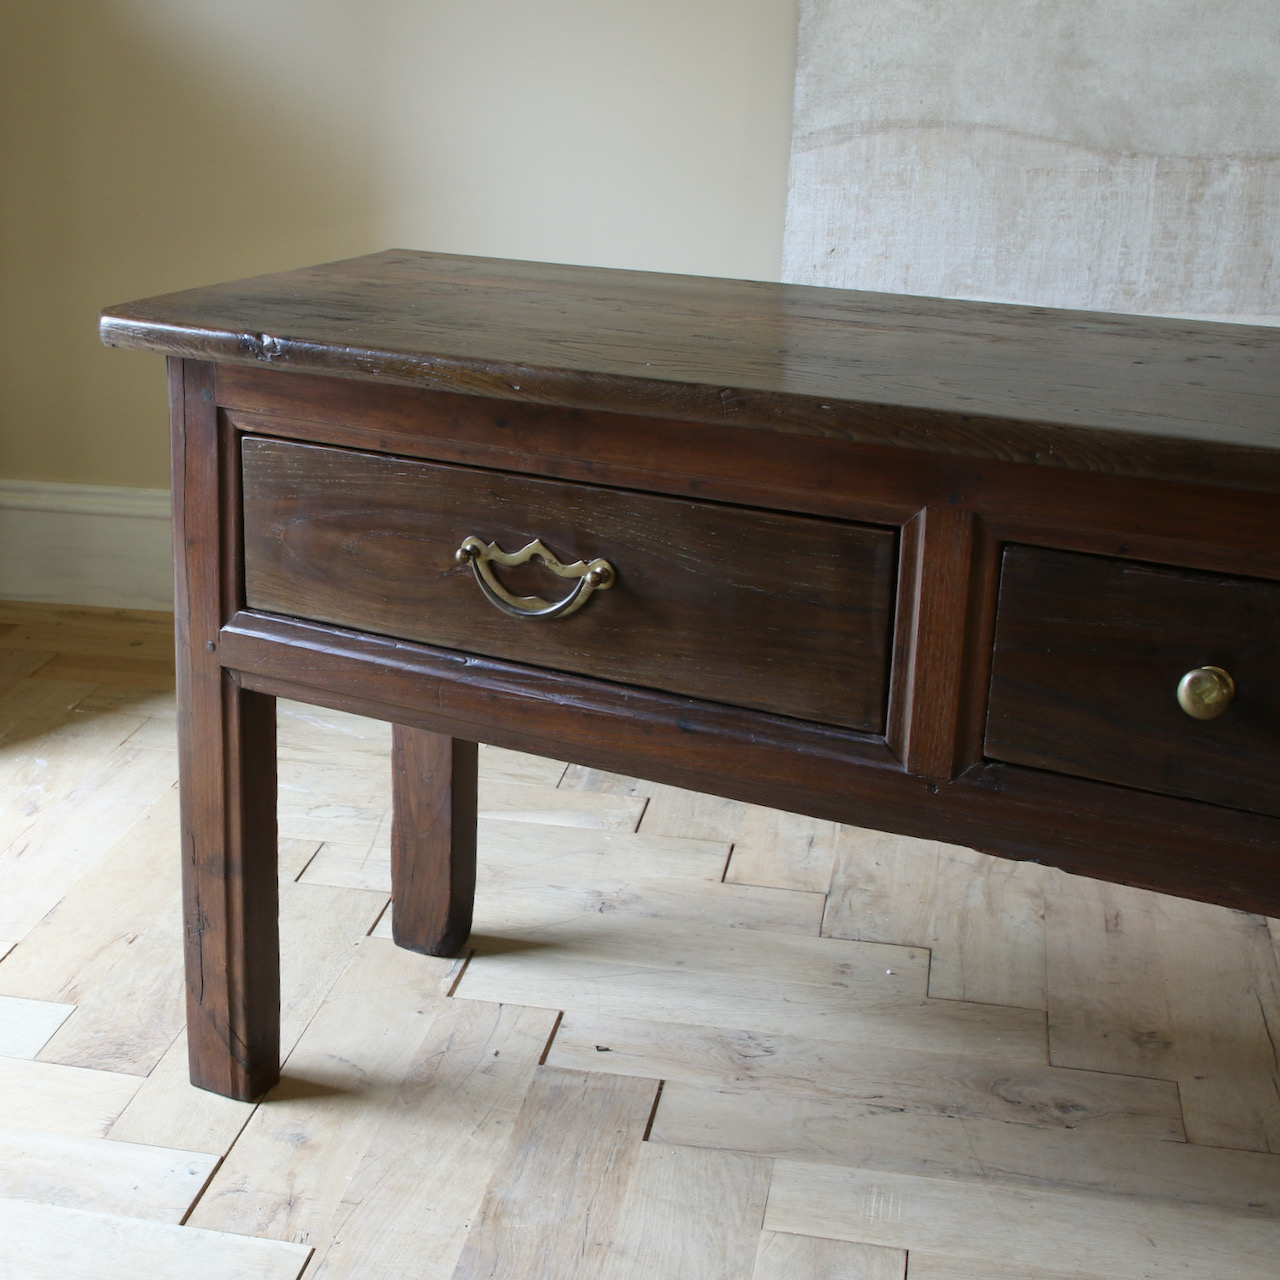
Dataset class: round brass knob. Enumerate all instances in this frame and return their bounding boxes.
[1176,666,1235,720]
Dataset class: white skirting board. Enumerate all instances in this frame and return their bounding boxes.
[0,481,173,610]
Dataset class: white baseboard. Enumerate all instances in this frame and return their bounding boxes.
[0,481,173,610]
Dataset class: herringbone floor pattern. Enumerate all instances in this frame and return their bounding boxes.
[2,601,1279,1277]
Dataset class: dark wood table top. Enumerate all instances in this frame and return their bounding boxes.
[100,250,1280,489]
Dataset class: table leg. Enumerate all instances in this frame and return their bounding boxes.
[180,678,279,1101]
[390,727,478,956]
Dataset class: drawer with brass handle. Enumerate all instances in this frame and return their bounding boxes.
[986,545,1280,815]
[241,436,898,733]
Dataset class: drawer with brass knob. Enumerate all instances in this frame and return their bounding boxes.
[985,545,1280,816]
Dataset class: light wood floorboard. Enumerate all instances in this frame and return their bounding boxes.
[105,1029,258,1156]
[0,740,177,957]
[304,998,558,1279]
[0,647,60,698]
[0,1055,141,1138]
[724,807,843,894]
[2,787,183,1075]
[546,1012,1181,1136]
[653,1086,1280,1213]
[0,1127,215,1221]
[764,1160,1280,1279]
[454,949,1046,1058]
[450,1065,659,1280]
[187,939,460,1245]
[0,994,74,1057]
[825,827,1050,1010]
[753,1231,905,1280]
[903,1257,1119,1280]
[557,762,653,796]
[1045,875,1280,1151]
[596,1142,772,1280]
[0,1197,310,1280]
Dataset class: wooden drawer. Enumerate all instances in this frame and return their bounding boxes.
[241,437,897,732]
[986,545,1280,815]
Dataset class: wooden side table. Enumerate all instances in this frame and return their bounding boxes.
[101,251,1280,1100]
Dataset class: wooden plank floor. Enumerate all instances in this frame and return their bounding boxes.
[2,600,1279,1277]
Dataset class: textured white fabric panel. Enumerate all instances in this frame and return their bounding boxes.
[784,0,1280,322]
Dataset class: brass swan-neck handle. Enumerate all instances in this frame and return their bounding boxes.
[456,536,614,620]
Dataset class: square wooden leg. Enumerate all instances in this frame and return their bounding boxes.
[390,727,478,956]
[180,678,280,1101]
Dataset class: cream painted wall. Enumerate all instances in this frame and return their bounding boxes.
[0,1,799,489]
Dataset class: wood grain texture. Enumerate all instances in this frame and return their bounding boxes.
[102,255,1280,1106]
[304,999,558,1279]
[453,942,1045,1060]
[390,728,477,956]
[890,505,975,776]
[187,939,457,1245]
[6,616,1280,1278]
[104,1030,257,1156]
[0,609,174,662]
[103,877,385,1155]
[0,646,59,697]
[0,696,145,851]
[1045,877,1280,1152]
[217,370,1280,577]
[638,784,749,843]
[823,828,1049,1009]
[548,1014,1182,1138]
[4,787,184,1075]
[450,1066,659,1280]
[480,780,646,830]
[170,359,280,1101]
[0,1057,141,1138]
[721,805,841,894]
[988,544,1280,814]
[597,1143,772,1280]
[654,1088,1280,1214]
[902,1256,1107,1280]
[329,817,823,935]
[637,784,845,898]
[0,1197,310,1280]
[99,250,1280,489]
[465,911,926,996]
[241,437,897,732]
[0,1128,214,1222]
[764,1161,1280,1279]
[0,742,176,960]
[752,1232,905,1280]
[29,653,174,687]
[0,678,114,751]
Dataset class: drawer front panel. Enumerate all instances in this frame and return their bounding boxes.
[986,545,1280,815]
[241,438,897,732]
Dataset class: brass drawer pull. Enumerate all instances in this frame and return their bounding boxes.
[1176,666,1235,720]
[455,536,614,620]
